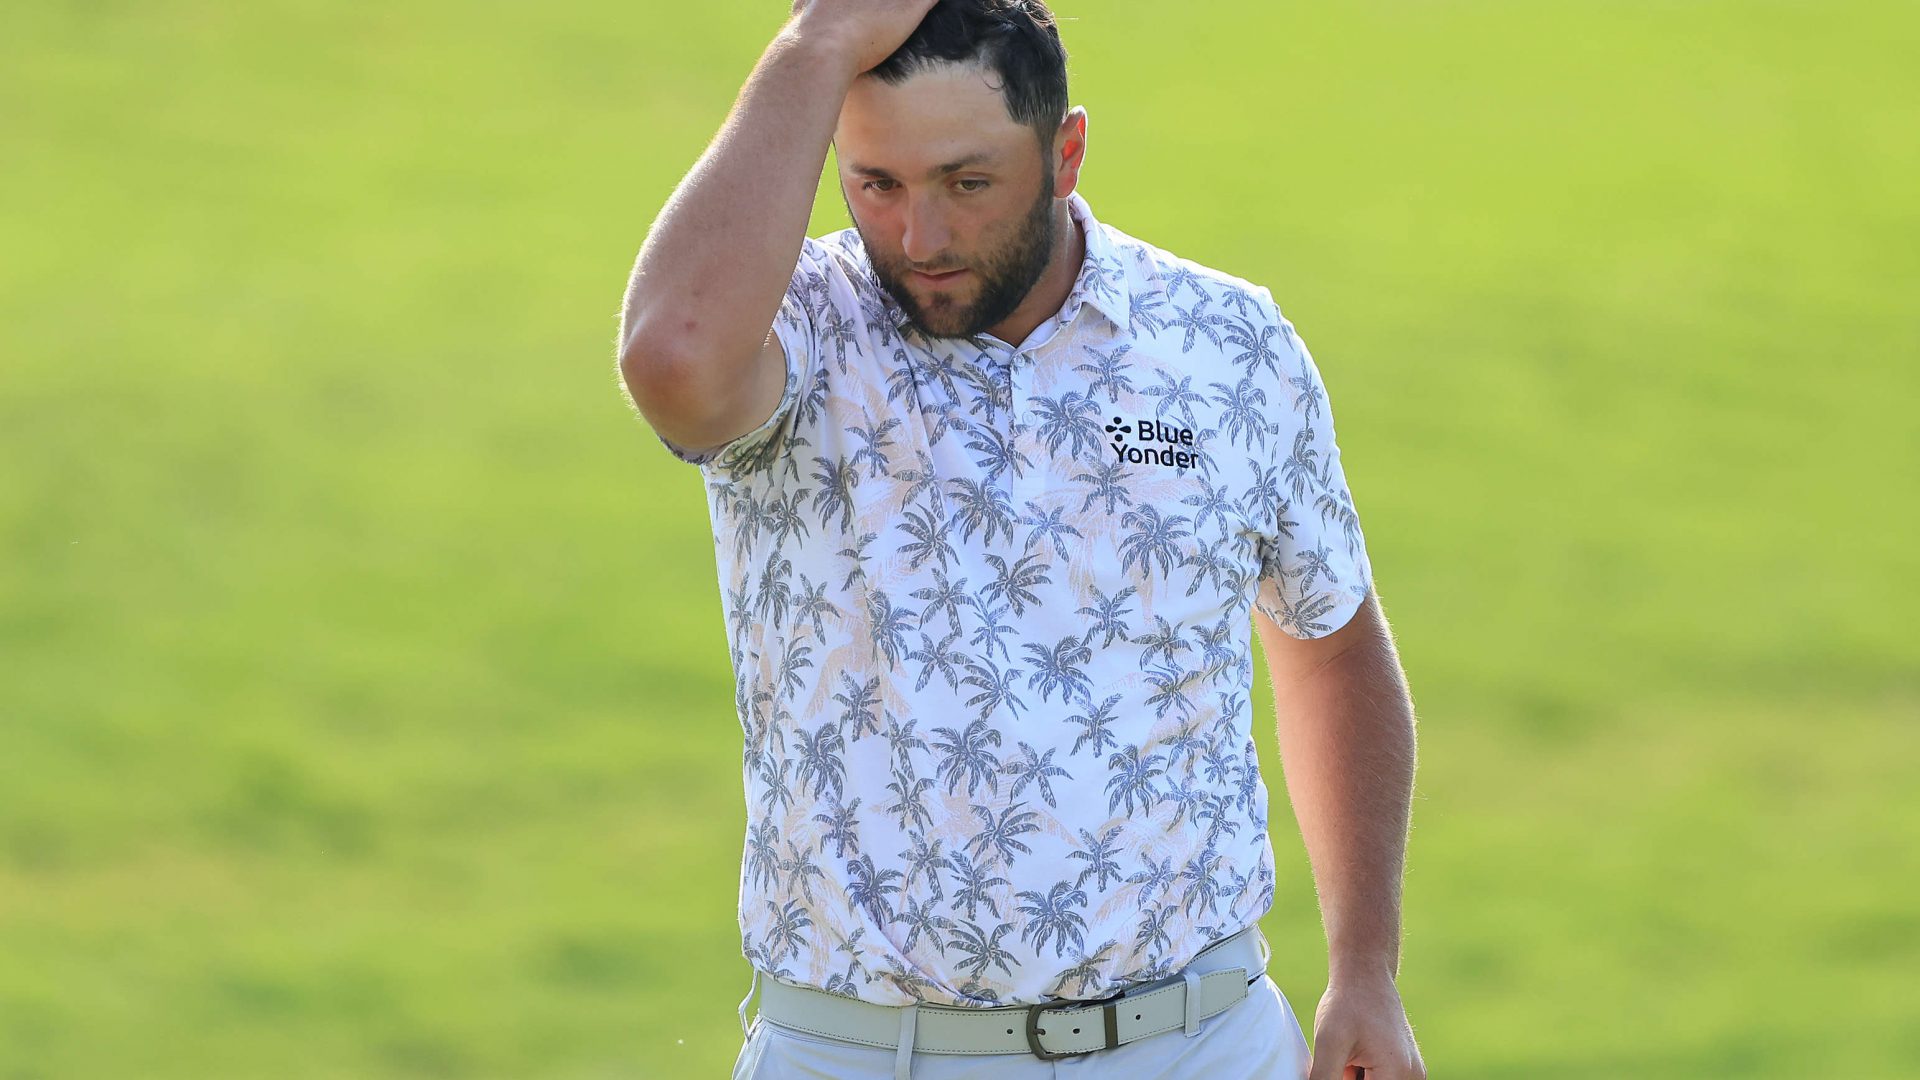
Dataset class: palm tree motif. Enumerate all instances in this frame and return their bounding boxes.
[752,551,794,627]
[796,360,832,429]
[1164,717,1207,777]
[1200,738,1242,787]
[1082,251,1127,300]
[946,850,1010,921]
[1032,390,1105,461]
[755,755,793,816]
[1065,693,1125,758]
[818,304,861,373]
[1127,291,1170,336]
[1143,662,1202,721]
[775,638,813,700]
[1197,791,1242,848]
[1164,297,1230,354]
[865,590,914,670]
[1160,776,1203,829]
[1132,614,1191,668]
[1180,477,1237,541]
[947,476,1018,545]
[1072,460,1133,515]
[1162,264,1214,304]
[895,894,957,953]
[1287,543,1341,594]
[794,720,846,801]
[891,447,945,510]
[813,797,862,859]
[1217,285,1260,319]
[905,628,965,692]
[1179,847,1226,919]
[882,763,935,833]
[948,920,1017,981]
[1002,742,1073,808]
[1021,634,1095,707]
[882,712,930,769]
[779,838,826,903]
[931,717,1004,798]
[960,655,1030,722]
[965,599,1017,664]
[981,551,1050,617]
[895,504,958,573]
[1105,744,1167,815]
[1075,342,1139,403]
[746,819,781,890]
[1117,505,1193,581]
[975,420,1036,478]
[844,853,904,925]
[899,834,949,901]
[836,530,878,590]
[1127,854,1177,902]
[1193,616,1237,678]
[792,573,841,637]
[966,802,1043,868]
[1180,537,1235,598]
[1140,369,1209,432]
[1286,353,1327,420]
[1282,424,1322,501]
[1022,502,1084,562]
[909,570,971,638]
[1209,375,1270,452]
[1067,824,1127,891]
[1131,900,1174,957]
[1054,939,1121,997]
[763,487,812,551]
[763,897,813,965]
[849,408,903,479]
[810,454,861,530]
[1223,316,1284,379]
[1016,880,1090,958]
[876,955,935,1002]
[1075,585,1138,649]
[832,673,882,742]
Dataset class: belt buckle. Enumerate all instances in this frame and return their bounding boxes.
[1024,996,1120,1060]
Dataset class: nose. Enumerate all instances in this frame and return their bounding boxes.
[901,194,952,267]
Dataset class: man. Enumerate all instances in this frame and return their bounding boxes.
[616,1,1425,1077]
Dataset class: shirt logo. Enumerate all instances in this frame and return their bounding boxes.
[1106,415,1205,470]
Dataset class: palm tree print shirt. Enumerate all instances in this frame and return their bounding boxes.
[655,192,1374,1008]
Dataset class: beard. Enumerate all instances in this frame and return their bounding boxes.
[857,180,1058,341]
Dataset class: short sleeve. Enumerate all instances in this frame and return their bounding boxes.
[652,238,831,475]
[1252,303,1375,639]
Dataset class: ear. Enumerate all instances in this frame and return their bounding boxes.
[1050,106,1088,199]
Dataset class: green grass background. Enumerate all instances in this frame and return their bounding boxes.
[3,1,1916,1076]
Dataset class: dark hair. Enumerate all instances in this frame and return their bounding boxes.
[866,0,1069,146]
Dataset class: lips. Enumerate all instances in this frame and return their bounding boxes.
[911,268,969,286]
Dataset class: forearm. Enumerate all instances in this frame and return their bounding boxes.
[618,23,857,374]
[1272,630,1417,984]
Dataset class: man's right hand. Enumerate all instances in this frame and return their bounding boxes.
[787,0,943,76]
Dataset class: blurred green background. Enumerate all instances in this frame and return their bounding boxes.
[3,1,1916,1076]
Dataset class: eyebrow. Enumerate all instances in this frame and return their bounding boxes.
[848,152,1000,179]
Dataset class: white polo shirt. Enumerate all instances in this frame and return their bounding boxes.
[652,192,1374,1008]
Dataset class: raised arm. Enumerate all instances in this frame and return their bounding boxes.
[616,1,938,452]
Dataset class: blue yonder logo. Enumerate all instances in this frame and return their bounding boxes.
[1105,415,1204,469]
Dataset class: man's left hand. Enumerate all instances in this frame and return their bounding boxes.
[1306,976,1426,1080]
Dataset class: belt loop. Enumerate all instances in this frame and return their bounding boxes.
[1256,925,1272,976]
[893,1003,919,1080]
[1181,967,1203,1036]
[737,969,761,1037]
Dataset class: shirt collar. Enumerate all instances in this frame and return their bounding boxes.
[862,190,1132,339]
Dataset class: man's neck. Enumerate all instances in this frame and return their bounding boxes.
[983,201,1085,349]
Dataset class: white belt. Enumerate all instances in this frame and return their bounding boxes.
[749,924,1269,1061]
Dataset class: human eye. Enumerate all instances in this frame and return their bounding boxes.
[862,178,898,193]
[955,178,990,193]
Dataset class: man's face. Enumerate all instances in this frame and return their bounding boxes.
[835,62,1060,340]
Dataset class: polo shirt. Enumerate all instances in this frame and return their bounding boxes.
[652,192,1374,1008]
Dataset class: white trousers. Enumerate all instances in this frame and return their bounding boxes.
[731,972,1311,1079]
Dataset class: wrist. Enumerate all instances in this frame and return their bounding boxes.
[776,15,867,78]
[1326,954,1399,988]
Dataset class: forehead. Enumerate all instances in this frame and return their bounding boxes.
[837,61,1035,171]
